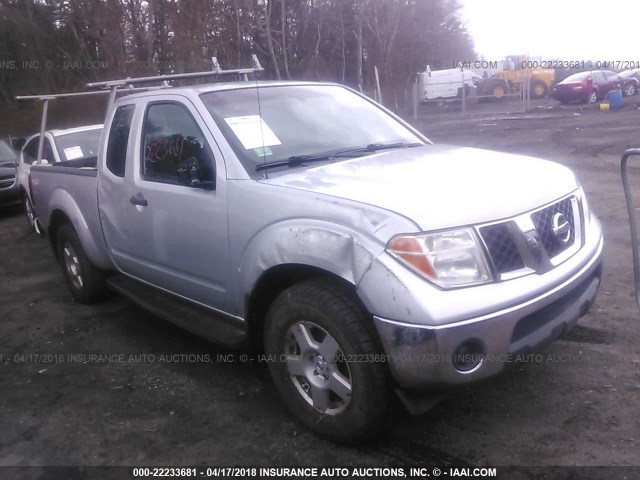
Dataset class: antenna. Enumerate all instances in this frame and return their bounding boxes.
[251,54,268,177]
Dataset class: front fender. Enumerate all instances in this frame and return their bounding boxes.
[47,188,112,269]
[236,219,384,314]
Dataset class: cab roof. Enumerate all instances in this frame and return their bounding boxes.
[116,80,339,102]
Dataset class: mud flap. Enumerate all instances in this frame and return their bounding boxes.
[395,389,445,416]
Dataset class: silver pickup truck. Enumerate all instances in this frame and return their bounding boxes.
[30,80,604,443]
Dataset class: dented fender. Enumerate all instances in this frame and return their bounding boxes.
[236,219,383,312]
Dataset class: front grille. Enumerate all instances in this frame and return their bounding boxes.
[479,196,579,278]
[480,223,524,273]
[531,198,575,258]
[0,177,15,188]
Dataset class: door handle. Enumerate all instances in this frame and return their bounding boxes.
[130,194,148,206]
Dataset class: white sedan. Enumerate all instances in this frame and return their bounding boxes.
[17,124,103,232]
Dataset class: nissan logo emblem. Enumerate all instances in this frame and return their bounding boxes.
[552,213,571,244]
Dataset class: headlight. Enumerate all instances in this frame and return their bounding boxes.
[386,228,492,288]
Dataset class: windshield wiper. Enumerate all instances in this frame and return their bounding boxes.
[256,151,362,172]
[334,142,424,155]
[255,142,424,172]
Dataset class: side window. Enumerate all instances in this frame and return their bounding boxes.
[141,103,215,188]
[22,138,39,165]
[42,139,54,164]
[106,105,135,177]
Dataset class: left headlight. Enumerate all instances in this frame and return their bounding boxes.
[386,228,492,289]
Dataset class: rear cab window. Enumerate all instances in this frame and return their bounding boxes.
[106,105,135,177]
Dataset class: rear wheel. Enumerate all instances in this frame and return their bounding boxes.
[56,224,108,304]
[264,279,392,443]
[624,82,636,97]
[23,194,36,231]
[587,90,598,104]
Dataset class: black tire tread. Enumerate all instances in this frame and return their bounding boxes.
[265,278,392,443]
[56,224,108,304]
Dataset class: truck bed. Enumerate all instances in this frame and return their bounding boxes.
[30,161,111,269]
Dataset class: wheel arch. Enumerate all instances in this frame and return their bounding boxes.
[43,187,112,270]
[48,209,72,259]
[245,263,369,352]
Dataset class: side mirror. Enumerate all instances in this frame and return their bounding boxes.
[39,159,50,166]
[177,157,203,187]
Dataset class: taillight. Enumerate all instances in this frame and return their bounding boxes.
[28,173,34,206]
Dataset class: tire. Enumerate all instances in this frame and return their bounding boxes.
[530,80,548,99]
[587,90,598,104]
[492,85,505,98]
[624,83,636,97]
[264,279,392,443]
[56,224,108,304]
[23,194,36,231]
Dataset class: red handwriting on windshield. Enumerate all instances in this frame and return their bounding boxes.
[145,137,185,163]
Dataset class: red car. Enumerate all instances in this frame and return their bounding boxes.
[553,70,623,104]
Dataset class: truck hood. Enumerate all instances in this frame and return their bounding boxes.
[260,144,579,231]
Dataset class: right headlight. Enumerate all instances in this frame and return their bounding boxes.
[386,227,493,289]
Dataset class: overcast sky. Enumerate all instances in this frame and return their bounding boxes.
[459,0,640,62]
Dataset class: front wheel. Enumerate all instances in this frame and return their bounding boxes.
[264,279,392,443]
[56,224,108,304]
[587,90,598,104]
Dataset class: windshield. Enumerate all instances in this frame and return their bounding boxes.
[54,128,102,162]
[200,84,424,176]
[0,140,18,162]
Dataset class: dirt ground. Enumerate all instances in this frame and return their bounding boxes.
[1,96,639,476]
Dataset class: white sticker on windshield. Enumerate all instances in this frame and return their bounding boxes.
[224,115,281,150]
[63,146,83,160]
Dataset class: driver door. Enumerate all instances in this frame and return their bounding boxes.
[105,97,232,312]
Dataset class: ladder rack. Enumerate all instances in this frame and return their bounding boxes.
[14,55,264,163]
[86,55,263,90]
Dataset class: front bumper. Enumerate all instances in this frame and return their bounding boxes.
[373,240,602,387]
[358,210,604,388]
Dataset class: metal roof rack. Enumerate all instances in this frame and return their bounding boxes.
[85,54,263,90]
[14,55,263,162]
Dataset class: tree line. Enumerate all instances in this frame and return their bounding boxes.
[0,0,475,110]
